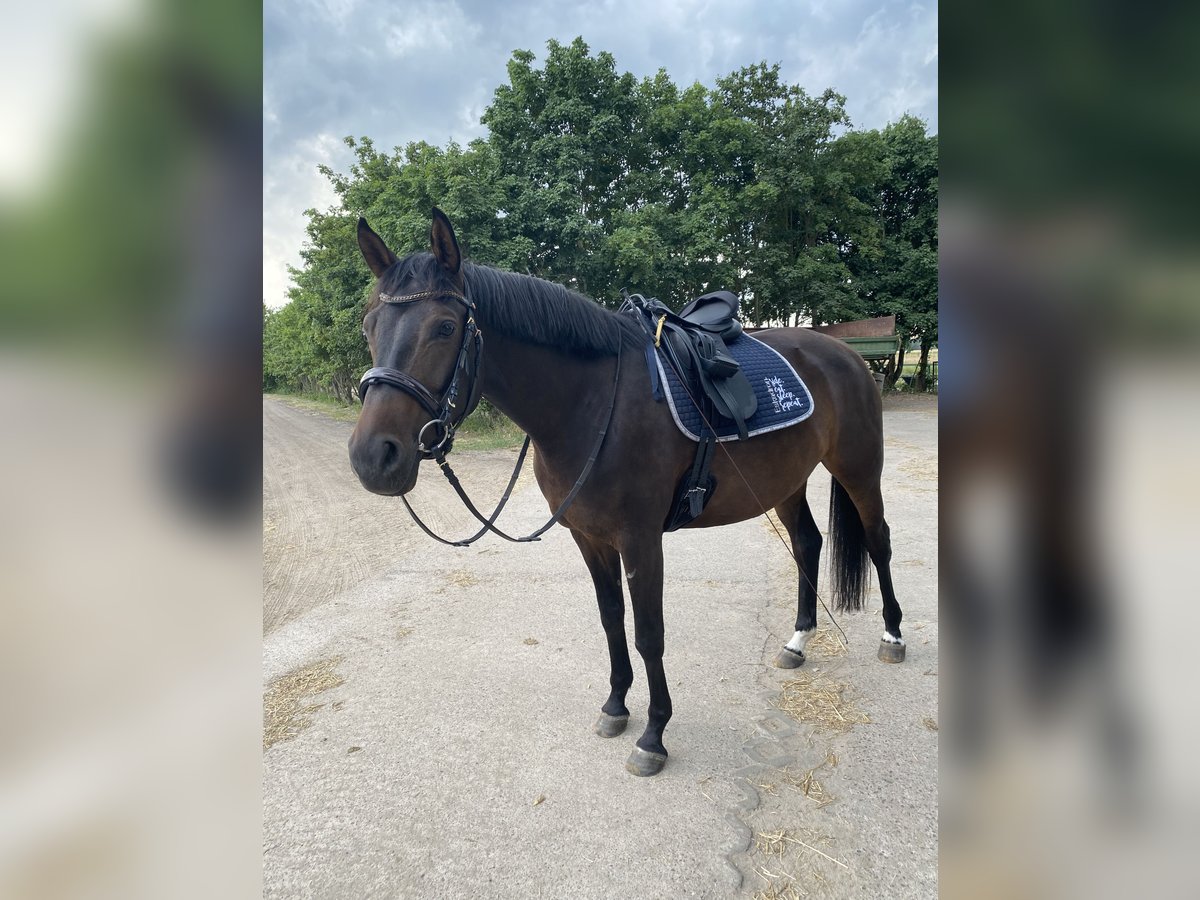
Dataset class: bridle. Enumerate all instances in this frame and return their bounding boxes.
[355,283,622,547]
[358,287,483,459]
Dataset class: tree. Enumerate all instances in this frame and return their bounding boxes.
[269,40,938,398]
[481,37,649,299]
[842,116,939,386]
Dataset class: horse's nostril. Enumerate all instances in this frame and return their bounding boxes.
[379,438,398,468]
[349,432,405,481]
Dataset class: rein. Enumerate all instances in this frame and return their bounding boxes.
[359,286,622,547]
[400,344,621,546]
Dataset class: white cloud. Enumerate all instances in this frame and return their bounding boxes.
[263,133,343,308]
[385,23,432,57]
[788,2,938,129]
[385,1,482,58]
[306,0,359,27]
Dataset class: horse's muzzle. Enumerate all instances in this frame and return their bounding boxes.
[348,430,419,496]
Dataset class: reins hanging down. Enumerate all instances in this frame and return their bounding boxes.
[398,343,622,547]
[400,434,532,547]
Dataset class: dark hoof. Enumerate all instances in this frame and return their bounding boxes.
[593,712,629,738]
[773,646,806,669]
[624,747,667,777]
[878,639,906,663]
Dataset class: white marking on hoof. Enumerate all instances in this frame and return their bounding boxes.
[881,632,905,646]
[786,628,815,655]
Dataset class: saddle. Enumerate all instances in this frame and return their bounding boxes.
[621,291,759,531]
[677,290,744,342]
[626,292,758,437]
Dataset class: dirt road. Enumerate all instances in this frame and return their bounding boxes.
[263,395,938,898]
[263,399,533,633]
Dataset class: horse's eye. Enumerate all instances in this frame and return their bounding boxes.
[438,321,456,337]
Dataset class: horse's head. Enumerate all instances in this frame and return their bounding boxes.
[348,209,481,495]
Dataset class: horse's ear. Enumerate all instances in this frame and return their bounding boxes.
[430,207,462,275]
[357,217,397,278]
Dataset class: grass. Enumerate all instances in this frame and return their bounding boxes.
[266,390,360,422]
[265,391,526,451]
[890,348,939,393]
[452,407,526,451]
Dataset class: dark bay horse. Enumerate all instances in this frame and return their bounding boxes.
[349,209,904,776]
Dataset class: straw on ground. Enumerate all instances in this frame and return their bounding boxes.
[263,656,345,750]
[776,672,869,733]
[751,826,847,900]
[753,750,840,807]
[804,628,847,658]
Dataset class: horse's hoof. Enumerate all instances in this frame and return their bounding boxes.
[593,712,629,738]
[773,646,806,669]
[624,747,667,777]
[878,639,906,663]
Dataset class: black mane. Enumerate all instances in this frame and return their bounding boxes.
[375,253,641,358]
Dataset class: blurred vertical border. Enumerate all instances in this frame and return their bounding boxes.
[0,1,262,897]
[942,1,1200,897]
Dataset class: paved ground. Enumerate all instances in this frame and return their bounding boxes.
[263,394,938,898]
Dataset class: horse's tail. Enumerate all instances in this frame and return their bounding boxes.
[828,477,871,612]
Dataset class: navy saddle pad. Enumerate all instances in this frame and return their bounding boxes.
[655,332,814,441]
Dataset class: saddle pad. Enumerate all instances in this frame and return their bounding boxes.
[655,332,814,442]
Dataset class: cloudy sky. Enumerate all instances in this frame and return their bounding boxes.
[264,0,937,308]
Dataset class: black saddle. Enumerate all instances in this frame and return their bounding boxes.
[632,292,757,436]
[678,290,744,342]
[620,291,759,531]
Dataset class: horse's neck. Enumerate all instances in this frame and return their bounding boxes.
[479,331,609,454]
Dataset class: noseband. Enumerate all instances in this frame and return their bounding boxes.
[358,288,483,459]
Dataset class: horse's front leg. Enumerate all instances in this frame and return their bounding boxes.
[570,529,633,738]
[618,536,672,776]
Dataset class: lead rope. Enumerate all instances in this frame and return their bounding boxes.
[627,308,849,649]
[398,343,622,546]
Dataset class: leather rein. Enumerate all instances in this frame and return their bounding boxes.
[358,287,622,547]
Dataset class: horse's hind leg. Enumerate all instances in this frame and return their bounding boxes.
[838,477,905,662]
[772,482,822,669]
[570,529,634,737]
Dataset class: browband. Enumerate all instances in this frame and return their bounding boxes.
[378,289,470,306]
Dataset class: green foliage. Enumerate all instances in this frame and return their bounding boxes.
[265,38,938,397]
[843,116,939,362]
